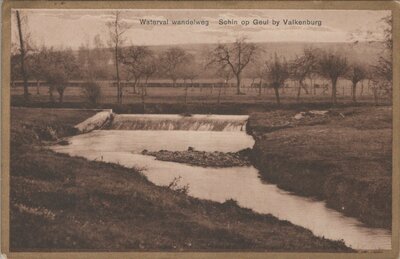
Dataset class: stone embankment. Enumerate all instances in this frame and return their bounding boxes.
[74,109,113,133]
[142,148,252,167]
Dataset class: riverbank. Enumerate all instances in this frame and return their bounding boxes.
[142,148,252,168]
[10,108,351,251]
[248,106,392,229]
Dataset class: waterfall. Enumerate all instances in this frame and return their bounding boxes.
[108,114,248,132]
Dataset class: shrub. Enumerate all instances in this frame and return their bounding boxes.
[82,81,101,105]
[167,176,189,194]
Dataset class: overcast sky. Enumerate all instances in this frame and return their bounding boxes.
[12,9,391,49]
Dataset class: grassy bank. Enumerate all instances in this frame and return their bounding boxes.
[248,106,392,229]
[10,108,351,251]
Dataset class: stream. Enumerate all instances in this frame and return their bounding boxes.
[52,114,391,250]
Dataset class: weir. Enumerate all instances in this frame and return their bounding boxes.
[108,114,249,131]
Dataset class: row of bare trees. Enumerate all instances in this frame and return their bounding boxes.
[206,37,383,105]
[12,45,80,103]
[12,10,392,106]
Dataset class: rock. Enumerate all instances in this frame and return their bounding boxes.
[142,149,251,168]
[295,110,328,120]
[188,146,195,151]
[57,139,70,146]
[294,113,304,120]
[181,113,193,117]
[309,110,329,116]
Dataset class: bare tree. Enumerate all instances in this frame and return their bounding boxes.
[121,45,152,94]
[208,37,257,95]
[246,60,267,96]
[345,63,367,102]
[290,48,318,102]
[348,14,392,104]
[106,11,131,104]
[28,46,48,95]
[43,48,80,103]
[15,10,30,101]
[372,15,392,103]
[317,51,348,105]
[11,52,21,89]
[91,34,111,80]
[380,15,392,51]
[140,54,158,112]
[265,53,290,105]
[255,64,267,96]
[141,55,157,96]
[160,47,189,87]
[82,81,102,105]
[177,54,197,106]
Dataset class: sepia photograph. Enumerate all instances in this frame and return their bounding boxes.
[1,1,399,258]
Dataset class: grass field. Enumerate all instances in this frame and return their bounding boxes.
[248,106,392,229]
[11,80,387,107]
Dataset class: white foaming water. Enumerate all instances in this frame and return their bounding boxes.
[52,124,391,250]
[109,114,249,131]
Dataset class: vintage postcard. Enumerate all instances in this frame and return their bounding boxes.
[1,1,399,258]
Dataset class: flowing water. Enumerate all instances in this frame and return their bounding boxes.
[52,114,391,250]
[109,114,249,131]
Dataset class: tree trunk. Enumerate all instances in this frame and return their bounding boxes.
[142,79,147,113]
[273,86,280,105]
[58,90,64,103]
[313,79,316,95]
[303,82,309,94]
[49,86,54,102]
[352,82,357,102]
[367,79,371,94]
[16,11,29,102]
[133,78,138,94]
[184,79,188,105]
[331,78,338,105]
[224,81,227,95]
[144,78,149,96]
[115,46,121,104]
[373,88,378,106]
[236,73,241,95]
[258,78,263,95]
[217,83,222,105]
[36,80,40,95]
[360,80,364,97]
[190,80,194,92]
[297,80,303,102]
